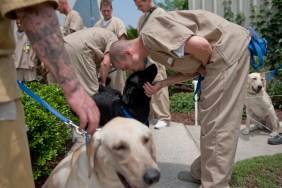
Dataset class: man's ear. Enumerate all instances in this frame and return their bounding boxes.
[123,50,132,57]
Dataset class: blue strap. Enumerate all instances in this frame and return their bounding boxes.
[17,80,70,123]
[121,105,134,118]
[193,75,204,102]
[17,81,90,143]
[121,104,148,125]
[266,65,282,81]
[248,27,268,70]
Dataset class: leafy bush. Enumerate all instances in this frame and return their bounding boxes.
[267,79,282,109]
[170,92,195,113]
[250,0,282,71]
[21,82,77,180]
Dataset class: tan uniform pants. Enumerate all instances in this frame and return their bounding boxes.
[191,50,250,188]
[148,61,171,121]
[0,99,35,188]
[108,68,126,94]
[16,68,37,82]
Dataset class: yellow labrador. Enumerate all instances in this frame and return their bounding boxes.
[43,117,160,188]
[243,72,281,136]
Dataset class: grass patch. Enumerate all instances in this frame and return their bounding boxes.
[231,153,282,188]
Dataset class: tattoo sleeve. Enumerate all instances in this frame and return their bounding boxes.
[16,3,80,93]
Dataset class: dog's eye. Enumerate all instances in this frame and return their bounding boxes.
[142,136,149,145]
[253,77,257,80]
[261,78,264,81]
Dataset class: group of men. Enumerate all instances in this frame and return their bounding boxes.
[1,0,252,188]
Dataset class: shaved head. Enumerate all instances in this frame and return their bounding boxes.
[109,40,129,67]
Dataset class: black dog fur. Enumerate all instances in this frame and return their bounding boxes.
[92,64,157,126]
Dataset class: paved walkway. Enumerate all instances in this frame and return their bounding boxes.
[150,122,282,188]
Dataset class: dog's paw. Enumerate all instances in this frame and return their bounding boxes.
[242,128,250,135]
[270,131,279,137]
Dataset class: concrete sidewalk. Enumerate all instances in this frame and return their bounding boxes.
[150,122,282,188]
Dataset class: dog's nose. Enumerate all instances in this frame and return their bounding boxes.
[143,169,160,185]
[257,85,262,90]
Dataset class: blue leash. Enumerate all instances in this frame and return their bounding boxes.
[265,65,282,81]
[193,75,204,102]
[121,105,148,125]
[17,80,90,143]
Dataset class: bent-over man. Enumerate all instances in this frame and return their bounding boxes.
[109,10,251,188]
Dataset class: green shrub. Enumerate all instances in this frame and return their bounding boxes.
[21,82,77,180]
[267,79,282,109]
[170,92,195,113]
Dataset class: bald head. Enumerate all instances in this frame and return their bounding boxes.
[109,40,129,67]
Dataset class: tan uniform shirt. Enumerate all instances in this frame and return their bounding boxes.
[140,10,250,76]
[137,7,165,33]
[94,17,127,38]
[63,10,84,36]
[64,27,118,95]
[0,0,57,102]
[13,31,35,69]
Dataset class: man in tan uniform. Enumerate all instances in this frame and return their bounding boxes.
[13,19,37,82]
[94,0,127,94]
[0,1,100,187]
[109,10,250,187]
[64,27,118,96]
[134,0,171,129]
[58,0,84,36]
[43,0,85,85]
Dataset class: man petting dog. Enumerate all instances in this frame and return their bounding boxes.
[64,27,118,96]
[63,27,117,153]
[108,10,251,187]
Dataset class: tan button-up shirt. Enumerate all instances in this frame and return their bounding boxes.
[64,27,118,95]
[0,0,57,102]
[63,10,84,36]
[140,10,250,75]
[94,16,127,38]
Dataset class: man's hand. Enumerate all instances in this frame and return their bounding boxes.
[65,87,100,134]
[143,81,162,97]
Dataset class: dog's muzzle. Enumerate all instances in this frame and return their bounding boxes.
[252,85,262,93]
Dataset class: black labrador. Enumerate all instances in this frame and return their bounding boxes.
[92,64,157,126]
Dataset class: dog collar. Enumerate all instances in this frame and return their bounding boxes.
[121,105,134,118]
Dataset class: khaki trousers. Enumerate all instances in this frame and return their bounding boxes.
[16,68,37,82]
[191,50,250,188]
[0,99,35,188]
[108,68,126,94]
[148,61,171,121]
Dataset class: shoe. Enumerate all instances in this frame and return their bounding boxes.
[268,135,282,145]
[154,120,170,129]
[178,171,201,184]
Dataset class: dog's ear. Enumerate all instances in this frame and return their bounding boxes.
[144,64,158,83]
[149,133,157,161]
[260,73,267,90]
[86,132,101,178]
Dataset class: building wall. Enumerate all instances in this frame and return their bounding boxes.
[189,0,270,28]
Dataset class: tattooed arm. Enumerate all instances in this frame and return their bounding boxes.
[16,3,100,134]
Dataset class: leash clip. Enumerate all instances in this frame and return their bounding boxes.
[66,121,90,143]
